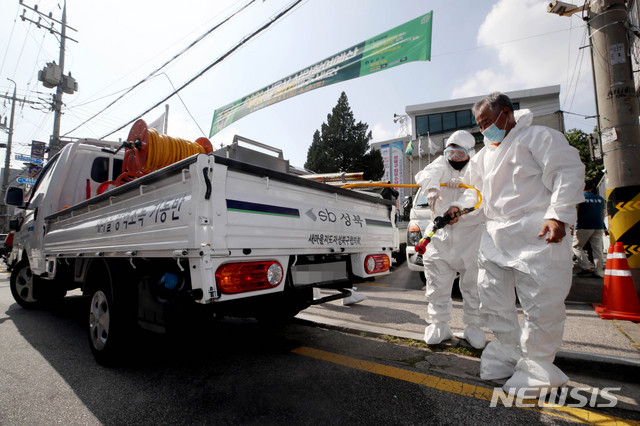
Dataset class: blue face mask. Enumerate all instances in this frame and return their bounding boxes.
[482,110,506,144]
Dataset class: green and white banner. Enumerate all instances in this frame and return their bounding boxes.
[210,11,433,136]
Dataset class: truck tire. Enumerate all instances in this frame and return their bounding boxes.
[10,259,65,309]
[86,259,136,366]
[393,243,407,265]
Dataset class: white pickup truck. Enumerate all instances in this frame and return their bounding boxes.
[6,136,396,365]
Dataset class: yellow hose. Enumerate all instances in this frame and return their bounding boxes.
[340,182,482,211]
[145,128,205,173]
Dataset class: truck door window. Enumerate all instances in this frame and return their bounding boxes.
[91,158,109,183]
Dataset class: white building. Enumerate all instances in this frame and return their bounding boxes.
[371,85,565,213]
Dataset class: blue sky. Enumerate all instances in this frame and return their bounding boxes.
[0,0,593,169]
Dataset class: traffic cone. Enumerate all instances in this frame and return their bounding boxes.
[593,242,640,322]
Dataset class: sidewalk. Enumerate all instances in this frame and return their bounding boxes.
[297,276,640,378]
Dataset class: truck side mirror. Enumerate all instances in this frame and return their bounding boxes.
[402,195,413,211]
[6,187,25,207]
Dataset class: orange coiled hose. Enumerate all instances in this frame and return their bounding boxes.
[97,119,213,195]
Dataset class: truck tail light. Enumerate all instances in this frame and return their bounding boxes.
[215,261,284,294]
[364,254,390,274]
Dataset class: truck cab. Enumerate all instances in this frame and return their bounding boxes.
[7,139,123,275]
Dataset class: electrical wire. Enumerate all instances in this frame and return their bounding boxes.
[63,0,257,137]
[100,0,304,139]
[159,72,206,137]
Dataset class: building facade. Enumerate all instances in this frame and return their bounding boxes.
[371,85,565,213]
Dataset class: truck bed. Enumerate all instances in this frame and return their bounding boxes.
[44,153,395,258]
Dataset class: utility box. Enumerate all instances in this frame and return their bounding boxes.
[38,63,62,88]
[62,74,78,95]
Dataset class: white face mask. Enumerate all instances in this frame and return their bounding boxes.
[482,110,506,144]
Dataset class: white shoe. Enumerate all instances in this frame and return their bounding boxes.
[424,322,453,345]
[480,341,520,380]
[502,359,569,397]
[462,325,487,349]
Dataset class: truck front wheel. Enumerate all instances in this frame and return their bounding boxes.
[10,259,65,309]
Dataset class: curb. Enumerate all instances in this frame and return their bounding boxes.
[296,312,640,382]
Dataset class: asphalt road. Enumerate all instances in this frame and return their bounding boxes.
[1,271,636,425]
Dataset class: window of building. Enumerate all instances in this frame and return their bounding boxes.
[456,110,473,128]
[415,103,520,137]
[442,112,456,132]
[428,114,442,134]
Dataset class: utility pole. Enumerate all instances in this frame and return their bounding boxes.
[0,79,18,233]
[549,0,640,292]
[20,0,78,158]
[0,81,40,233]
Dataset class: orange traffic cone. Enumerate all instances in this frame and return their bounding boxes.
[593,242,640,322]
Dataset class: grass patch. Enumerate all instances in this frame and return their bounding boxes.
[443,346,482,358]
[379,334,429,349]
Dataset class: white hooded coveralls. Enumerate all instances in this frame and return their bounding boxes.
[415,153,484,330]
[454,111,585,390]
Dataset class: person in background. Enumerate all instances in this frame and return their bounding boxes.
[415,130,486,349]
[572,183,607,278]
[446,92,585,396]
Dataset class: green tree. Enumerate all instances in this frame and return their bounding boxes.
[565,128,604,188]
[304,92,384,180]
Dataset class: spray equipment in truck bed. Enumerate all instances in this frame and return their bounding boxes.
[97,119,213,194]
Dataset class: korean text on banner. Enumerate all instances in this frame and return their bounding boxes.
[209,11,433,137]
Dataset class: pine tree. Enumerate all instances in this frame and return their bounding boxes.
[304,92,384,180]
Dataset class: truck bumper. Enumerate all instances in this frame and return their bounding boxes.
[405,246,424,272]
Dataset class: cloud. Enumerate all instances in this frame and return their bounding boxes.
[452,0,592,111]
[371,122,412,142]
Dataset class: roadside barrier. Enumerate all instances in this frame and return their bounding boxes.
[593,242,640,322]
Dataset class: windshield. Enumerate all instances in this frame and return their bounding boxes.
[24,152,59,208]
[414,187,430,208]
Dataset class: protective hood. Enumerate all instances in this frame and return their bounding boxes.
[446,130,475,150]
[514,109,533,127]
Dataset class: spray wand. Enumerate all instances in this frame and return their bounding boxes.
[338,181,482,256]
[414,183,482,255]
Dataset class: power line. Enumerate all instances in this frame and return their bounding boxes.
[63,0,256,137]
[159,73,206,137]
[101,0,304,139]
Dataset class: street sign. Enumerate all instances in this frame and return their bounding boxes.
[14,154,43,164]
[17,177,37,184]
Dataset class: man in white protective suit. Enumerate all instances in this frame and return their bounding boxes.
[414,130,486,349]
[446,92,585,396]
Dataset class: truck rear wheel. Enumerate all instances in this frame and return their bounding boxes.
[86,259,136,366]
[10,259,65,309]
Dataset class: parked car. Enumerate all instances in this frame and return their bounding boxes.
[0,234,7,257]
[404,188,433,283]
[404,187,463,297]
[2,232,15,271]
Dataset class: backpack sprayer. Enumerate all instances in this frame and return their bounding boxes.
[339,182,482,256]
